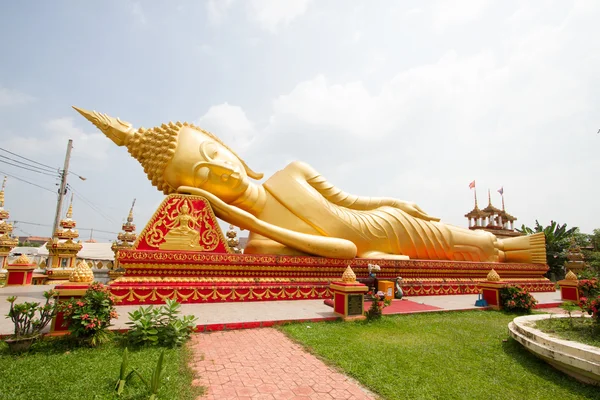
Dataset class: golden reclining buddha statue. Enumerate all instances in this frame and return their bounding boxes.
[74,106,546,264]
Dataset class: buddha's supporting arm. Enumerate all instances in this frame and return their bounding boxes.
[177,186,358,259]
[286,161,440,222]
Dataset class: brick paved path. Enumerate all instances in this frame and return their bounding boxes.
[190,328,377,399]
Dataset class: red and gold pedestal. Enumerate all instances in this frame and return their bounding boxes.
[50,260,95,334]
[107,194,554,305]
[477,270,506,310]
[330,267,369,321]
[558,271,579,302]
[6,255,36,286]
[50,283,91,334]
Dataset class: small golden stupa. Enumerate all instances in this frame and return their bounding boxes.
[342,266,357,283]
[486,269,501,282]
[13,254,32,265]
[564,270,578,281]
[69,260,94,283]
[46,194,83,271]
[226,225,241,253]
[110,199,138,281]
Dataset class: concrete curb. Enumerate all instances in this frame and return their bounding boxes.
[508,314,600,386]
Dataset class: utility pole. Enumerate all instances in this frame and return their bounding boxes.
[52,139,73,237]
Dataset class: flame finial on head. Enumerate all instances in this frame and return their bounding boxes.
[73,106,134,147]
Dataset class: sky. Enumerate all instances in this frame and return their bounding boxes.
[0,0,599,243]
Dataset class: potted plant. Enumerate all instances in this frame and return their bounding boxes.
[5,290,58,352]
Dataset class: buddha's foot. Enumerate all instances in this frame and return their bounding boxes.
[500,232,546,264]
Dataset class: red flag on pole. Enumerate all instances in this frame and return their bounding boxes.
[469,180,475,189]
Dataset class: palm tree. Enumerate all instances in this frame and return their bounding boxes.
[517,220,578,280]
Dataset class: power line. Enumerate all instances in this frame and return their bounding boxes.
[0,170,56,194]
[12,220,119,235]
[68,185,117,225]
[0,146,59,171]
[0,154,57,173]
[0,159,59,177]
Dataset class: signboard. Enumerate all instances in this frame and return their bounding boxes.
[347,294,363,316]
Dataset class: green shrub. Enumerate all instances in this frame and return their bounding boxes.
[6,290,57,339]
[127,299,197,347]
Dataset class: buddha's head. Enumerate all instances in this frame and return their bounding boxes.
[73,107,263,202]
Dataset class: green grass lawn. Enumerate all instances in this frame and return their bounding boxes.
[280,311,600,400]
[0,336,202,400]
[536,316,600,348]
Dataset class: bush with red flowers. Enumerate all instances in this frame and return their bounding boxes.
[578,295,600,323]
[499,285,537,313]
[578,279,599,298]
[58,283,118,346]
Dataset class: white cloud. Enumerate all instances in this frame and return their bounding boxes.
[197,103,257,152]
[0,87,36,107]
[207,0,234,26]
[130,1,147,25]
[247,0,312,33]
[6,118,111,162]
[431,0,491,31]
[216,2,599,231]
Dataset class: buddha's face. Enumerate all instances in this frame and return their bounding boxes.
[164,127,249,202]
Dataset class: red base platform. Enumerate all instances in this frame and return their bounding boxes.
[108,194,554,305]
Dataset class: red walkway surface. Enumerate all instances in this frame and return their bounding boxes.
[365,299,443,314]
[190,328,377,399]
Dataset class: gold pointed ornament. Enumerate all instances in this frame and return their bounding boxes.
[564,270,578,281]
[486,269,501,282]
[69,260,94,283]
[342,266,357,283]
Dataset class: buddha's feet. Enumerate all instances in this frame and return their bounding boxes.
[499,232,546,264]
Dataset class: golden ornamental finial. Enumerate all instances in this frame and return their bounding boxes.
[486,269,501,282]
[342,265,356,282]
[66,193,74,218]
[488,189,492,206]
[69,260,94,283]
[14,254,31,265]
[128,198,136,223]
[0,175,6,208]
[565,270,578,281]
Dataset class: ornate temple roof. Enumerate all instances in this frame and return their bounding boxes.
[481,190,502,214]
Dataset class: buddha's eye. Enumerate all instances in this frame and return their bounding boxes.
[199,141,219,161]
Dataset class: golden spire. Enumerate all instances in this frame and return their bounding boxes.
[128,198,136,223]
[0,176,6,208]
[488,189,492,206]
[66,193,74,218]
